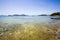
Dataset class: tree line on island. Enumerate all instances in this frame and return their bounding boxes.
[50,12,60,16]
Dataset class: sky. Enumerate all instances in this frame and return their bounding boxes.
[0,0,60,15]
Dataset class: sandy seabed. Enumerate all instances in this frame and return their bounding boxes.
[0,23,57,40]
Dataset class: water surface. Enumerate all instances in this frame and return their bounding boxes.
[0,16,60,40]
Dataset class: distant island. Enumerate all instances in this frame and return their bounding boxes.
[0,12,60,16]
[50,12,60,16]
[8,14,28,16]
[8,14,48,16]
[50,12,60,19]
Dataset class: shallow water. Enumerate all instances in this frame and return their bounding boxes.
[0,16,60,40]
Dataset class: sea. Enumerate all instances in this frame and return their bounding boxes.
[0,16,60,40]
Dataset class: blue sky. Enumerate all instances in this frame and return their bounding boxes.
[0,0,60,15]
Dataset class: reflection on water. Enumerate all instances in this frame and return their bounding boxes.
[0,16,60,40]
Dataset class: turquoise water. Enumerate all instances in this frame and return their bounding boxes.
[0,16,60,31]
[0,16,60,26]
[0,16,60,30]
[0,16,50,24]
